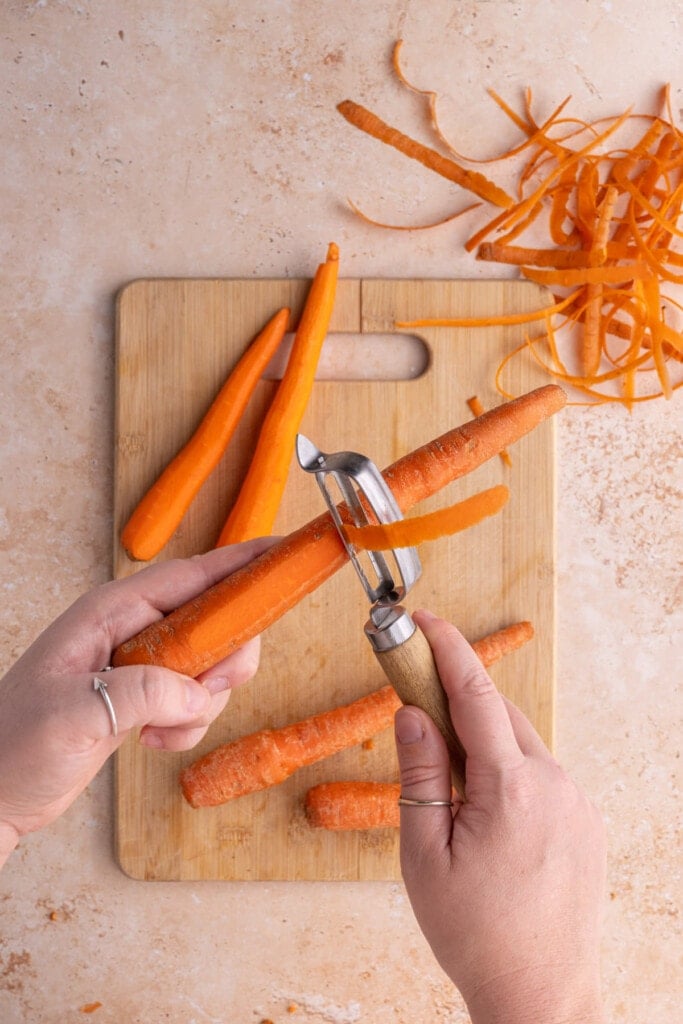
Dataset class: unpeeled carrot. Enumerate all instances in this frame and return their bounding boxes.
[344,485,509,550]
[305,782,402,830]
[467,396,512,467]
[216,243,339,545]
[180,621,533,809]
[112,385,565,677]
[180,685,402,808]
[120,307,290,562]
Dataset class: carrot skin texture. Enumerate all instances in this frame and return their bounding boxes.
[179,685,402,808]
[217,243,339,545]
[112,385,565,676]
[180,621,533,810]
[305,782,402,830]
[120,307,290,562]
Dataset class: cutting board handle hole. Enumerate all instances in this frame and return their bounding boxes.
[262,332,429,382]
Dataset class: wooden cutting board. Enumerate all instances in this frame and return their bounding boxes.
[113,277,557,881]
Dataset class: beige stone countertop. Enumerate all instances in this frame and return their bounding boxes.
[1,2,681,1022]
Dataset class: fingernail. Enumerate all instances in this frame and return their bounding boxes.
[185,682,210,713]
[395,708,424,745]
[203,675,230,695]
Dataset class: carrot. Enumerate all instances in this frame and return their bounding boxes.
[344,485,509,550]
[216,243,339,545]
[180,621,534,809]
[305,782,402,830]
[467,397,511,467]
[112,385,565,677]
[179,685,402,808]
[119,307,290,562]
[336,99,513,209]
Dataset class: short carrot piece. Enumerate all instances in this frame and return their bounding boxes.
[112,385,565,677]
[467,396,512,467]
[120,307,290,562]
[217,243,339,545]
[344,485,509,550]
[337,99,513,209]
[180,621,534,809]
[305,782,402,830]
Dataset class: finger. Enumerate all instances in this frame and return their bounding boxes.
[412,610,524,773]
[502,696,555,762]
[86,666,212,741]
[44,538,277,672]
[394,705,457,848]
[140,688,233,750]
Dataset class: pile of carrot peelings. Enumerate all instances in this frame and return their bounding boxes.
[338,42,683,407]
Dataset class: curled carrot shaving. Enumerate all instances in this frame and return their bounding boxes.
[347,196,481,231]
[341,55,683,405]
[343,485,508,550]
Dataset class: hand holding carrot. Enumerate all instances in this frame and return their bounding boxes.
[0,541,272,871]
[395,611,607,1024]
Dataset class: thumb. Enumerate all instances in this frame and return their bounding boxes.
[89,666,211,740]
[394,706,458,855]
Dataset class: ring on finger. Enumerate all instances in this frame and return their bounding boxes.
[397,796,453,807]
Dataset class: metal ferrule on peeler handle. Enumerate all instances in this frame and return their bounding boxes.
[364,603,416,652]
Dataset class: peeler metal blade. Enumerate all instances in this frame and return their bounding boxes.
[295,433,421,610]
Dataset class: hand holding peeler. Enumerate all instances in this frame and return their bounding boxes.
[296,434,467,798]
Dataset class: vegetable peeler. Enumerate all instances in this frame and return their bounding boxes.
[296,434,467,798]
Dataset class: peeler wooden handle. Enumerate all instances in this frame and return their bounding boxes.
[371,617,467,800]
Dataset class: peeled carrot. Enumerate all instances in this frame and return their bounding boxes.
[305,782,402,830]
[180,685,402,808]
[112,385,565,677]
[120,307,290,562]
[180,621,534,809]
[336,100,513,209]
[344,485,509,550]
[217,243,339,545]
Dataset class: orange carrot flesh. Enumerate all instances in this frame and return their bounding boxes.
[119,307,290,562]
[180,621,533,809]
[305,782,402,830]
[179,685,402,808]
[217,243,339,545]
[112,385,565,677]
[344,485,508,551]
[336,99,513,209]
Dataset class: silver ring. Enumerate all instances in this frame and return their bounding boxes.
[397,796,454,807]
[93,676,118,737]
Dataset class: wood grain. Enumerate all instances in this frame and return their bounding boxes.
[113,277,558,881]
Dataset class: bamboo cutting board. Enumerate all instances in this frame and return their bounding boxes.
[114,277,558,881]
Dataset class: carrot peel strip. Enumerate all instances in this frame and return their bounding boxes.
[344,485,509,550]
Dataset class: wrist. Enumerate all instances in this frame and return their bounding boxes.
[466,963,604,1024]
[0,821,20,870]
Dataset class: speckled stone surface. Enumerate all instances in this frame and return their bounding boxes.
[1,2,681,1021]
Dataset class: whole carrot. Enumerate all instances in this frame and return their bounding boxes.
[120,307,290,562]
[112,385,565,676]
[179,621,533,809]
[179,685,402,808]
[217,243,339,545]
